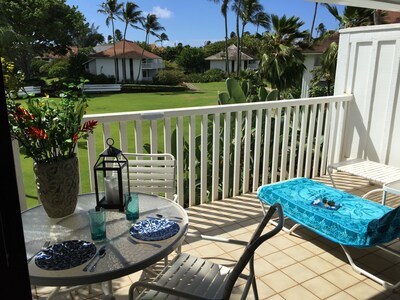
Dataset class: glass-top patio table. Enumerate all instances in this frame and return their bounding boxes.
[22,193,188,297]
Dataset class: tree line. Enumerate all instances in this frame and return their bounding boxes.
[0,0,385,98]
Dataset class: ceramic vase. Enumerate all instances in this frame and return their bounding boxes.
[33,157,79,218]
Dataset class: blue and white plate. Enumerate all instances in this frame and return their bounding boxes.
[35,240,96,270]
[130,218,180,241]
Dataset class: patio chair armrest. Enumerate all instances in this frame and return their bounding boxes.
[129,281,212,300]
[362,188,384,199]
[173,194,178,203]
[186,232,248,246]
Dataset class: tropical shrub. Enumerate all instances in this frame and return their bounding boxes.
[47,59,69,78]
[153,69,186,85]
[67,50,90,79]
[281,87,301,99]
[186,73,203,83]
[202,69,225,82]
[186,69,226,83]
[218,78,278,104]
[83,73,116,84]
[30,60,48,77]
[39,63,51,76]
[175,47,206,73]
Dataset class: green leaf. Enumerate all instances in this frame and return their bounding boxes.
[267,89,279,101]
[218,92,230,105]
[226,78,246,103]
[258,87,268,101]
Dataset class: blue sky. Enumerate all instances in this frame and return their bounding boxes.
[66,0,344,47]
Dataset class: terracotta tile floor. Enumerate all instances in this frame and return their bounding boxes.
[32,174,400,299]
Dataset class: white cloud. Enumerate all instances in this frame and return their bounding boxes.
[151,6,173,19]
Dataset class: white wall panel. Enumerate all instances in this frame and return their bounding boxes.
[335,24,400,167]
[389,91,400,166]
[367,41,396,161]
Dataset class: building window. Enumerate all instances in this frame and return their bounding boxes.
[314,56,321,67]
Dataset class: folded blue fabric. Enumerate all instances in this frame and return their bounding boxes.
[367,206,400,245]
[257,178,398,247]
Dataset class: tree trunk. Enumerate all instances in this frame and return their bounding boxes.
[374,9,382,25]
[122,26,128,82]
[111,21,119,83]
[236,0,241,77]
[136,34,149,82]
[310,3,319,41]
[224,14,229,75]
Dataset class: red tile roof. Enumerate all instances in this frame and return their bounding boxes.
[384,11,400,23]
[41,46,79,59]
[302,32,340,54]
[91,40,161,59]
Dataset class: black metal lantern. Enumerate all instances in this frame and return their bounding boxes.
[94,138,130,211]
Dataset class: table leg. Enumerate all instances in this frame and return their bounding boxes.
[382,190,387,205]
[101,280,113,295]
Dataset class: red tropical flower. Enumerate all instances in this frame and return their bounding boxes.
[27,127,48,140]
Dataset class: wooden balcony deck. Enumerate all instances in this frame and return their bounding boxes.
[31,173,400,299]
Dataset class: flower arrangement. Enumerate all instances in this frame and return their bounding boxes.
[4,58,97,163]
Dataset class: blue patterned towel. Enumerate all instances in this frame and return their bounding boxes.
[257,178,400,247]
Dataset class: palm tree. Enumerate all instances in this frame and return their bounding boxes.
[118,1,143,82]
[316,23,326,38]
[259,15,307,99]
[98,0,123,83]
[238,0,266,39]
[321,40,338,95]
[155,32,169,47]
[115,29,123,41]
[136,14,165,82]
[209,0,231,75]
[254,11,270,34]
[323,4,375,28]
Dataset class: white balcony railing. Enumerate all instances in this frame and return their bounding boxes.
[77,95,351,208]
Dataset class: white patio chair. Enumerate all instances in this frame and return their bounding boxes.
[128,203,284,300]
[123,152,179,272]
[123,152,178,203]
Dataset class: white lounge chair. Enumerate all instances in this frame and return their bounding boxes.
[327,158,400,204]
[258,178,400,291]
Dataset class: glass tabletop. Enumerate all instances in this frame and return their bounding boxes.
[22,193,188,287]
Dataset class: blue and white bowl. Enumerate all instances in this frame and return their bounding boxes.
[130,218,180,241]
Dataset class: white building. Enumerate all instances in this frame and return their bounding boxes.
[84,40,164,82]
[301,33,339,98]
[205,44,259,73]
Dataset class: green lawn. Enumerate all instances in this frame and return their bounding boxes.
[21,82,226,208]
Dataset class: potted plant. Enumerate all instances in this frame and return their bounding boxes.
[4,58,97,218]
